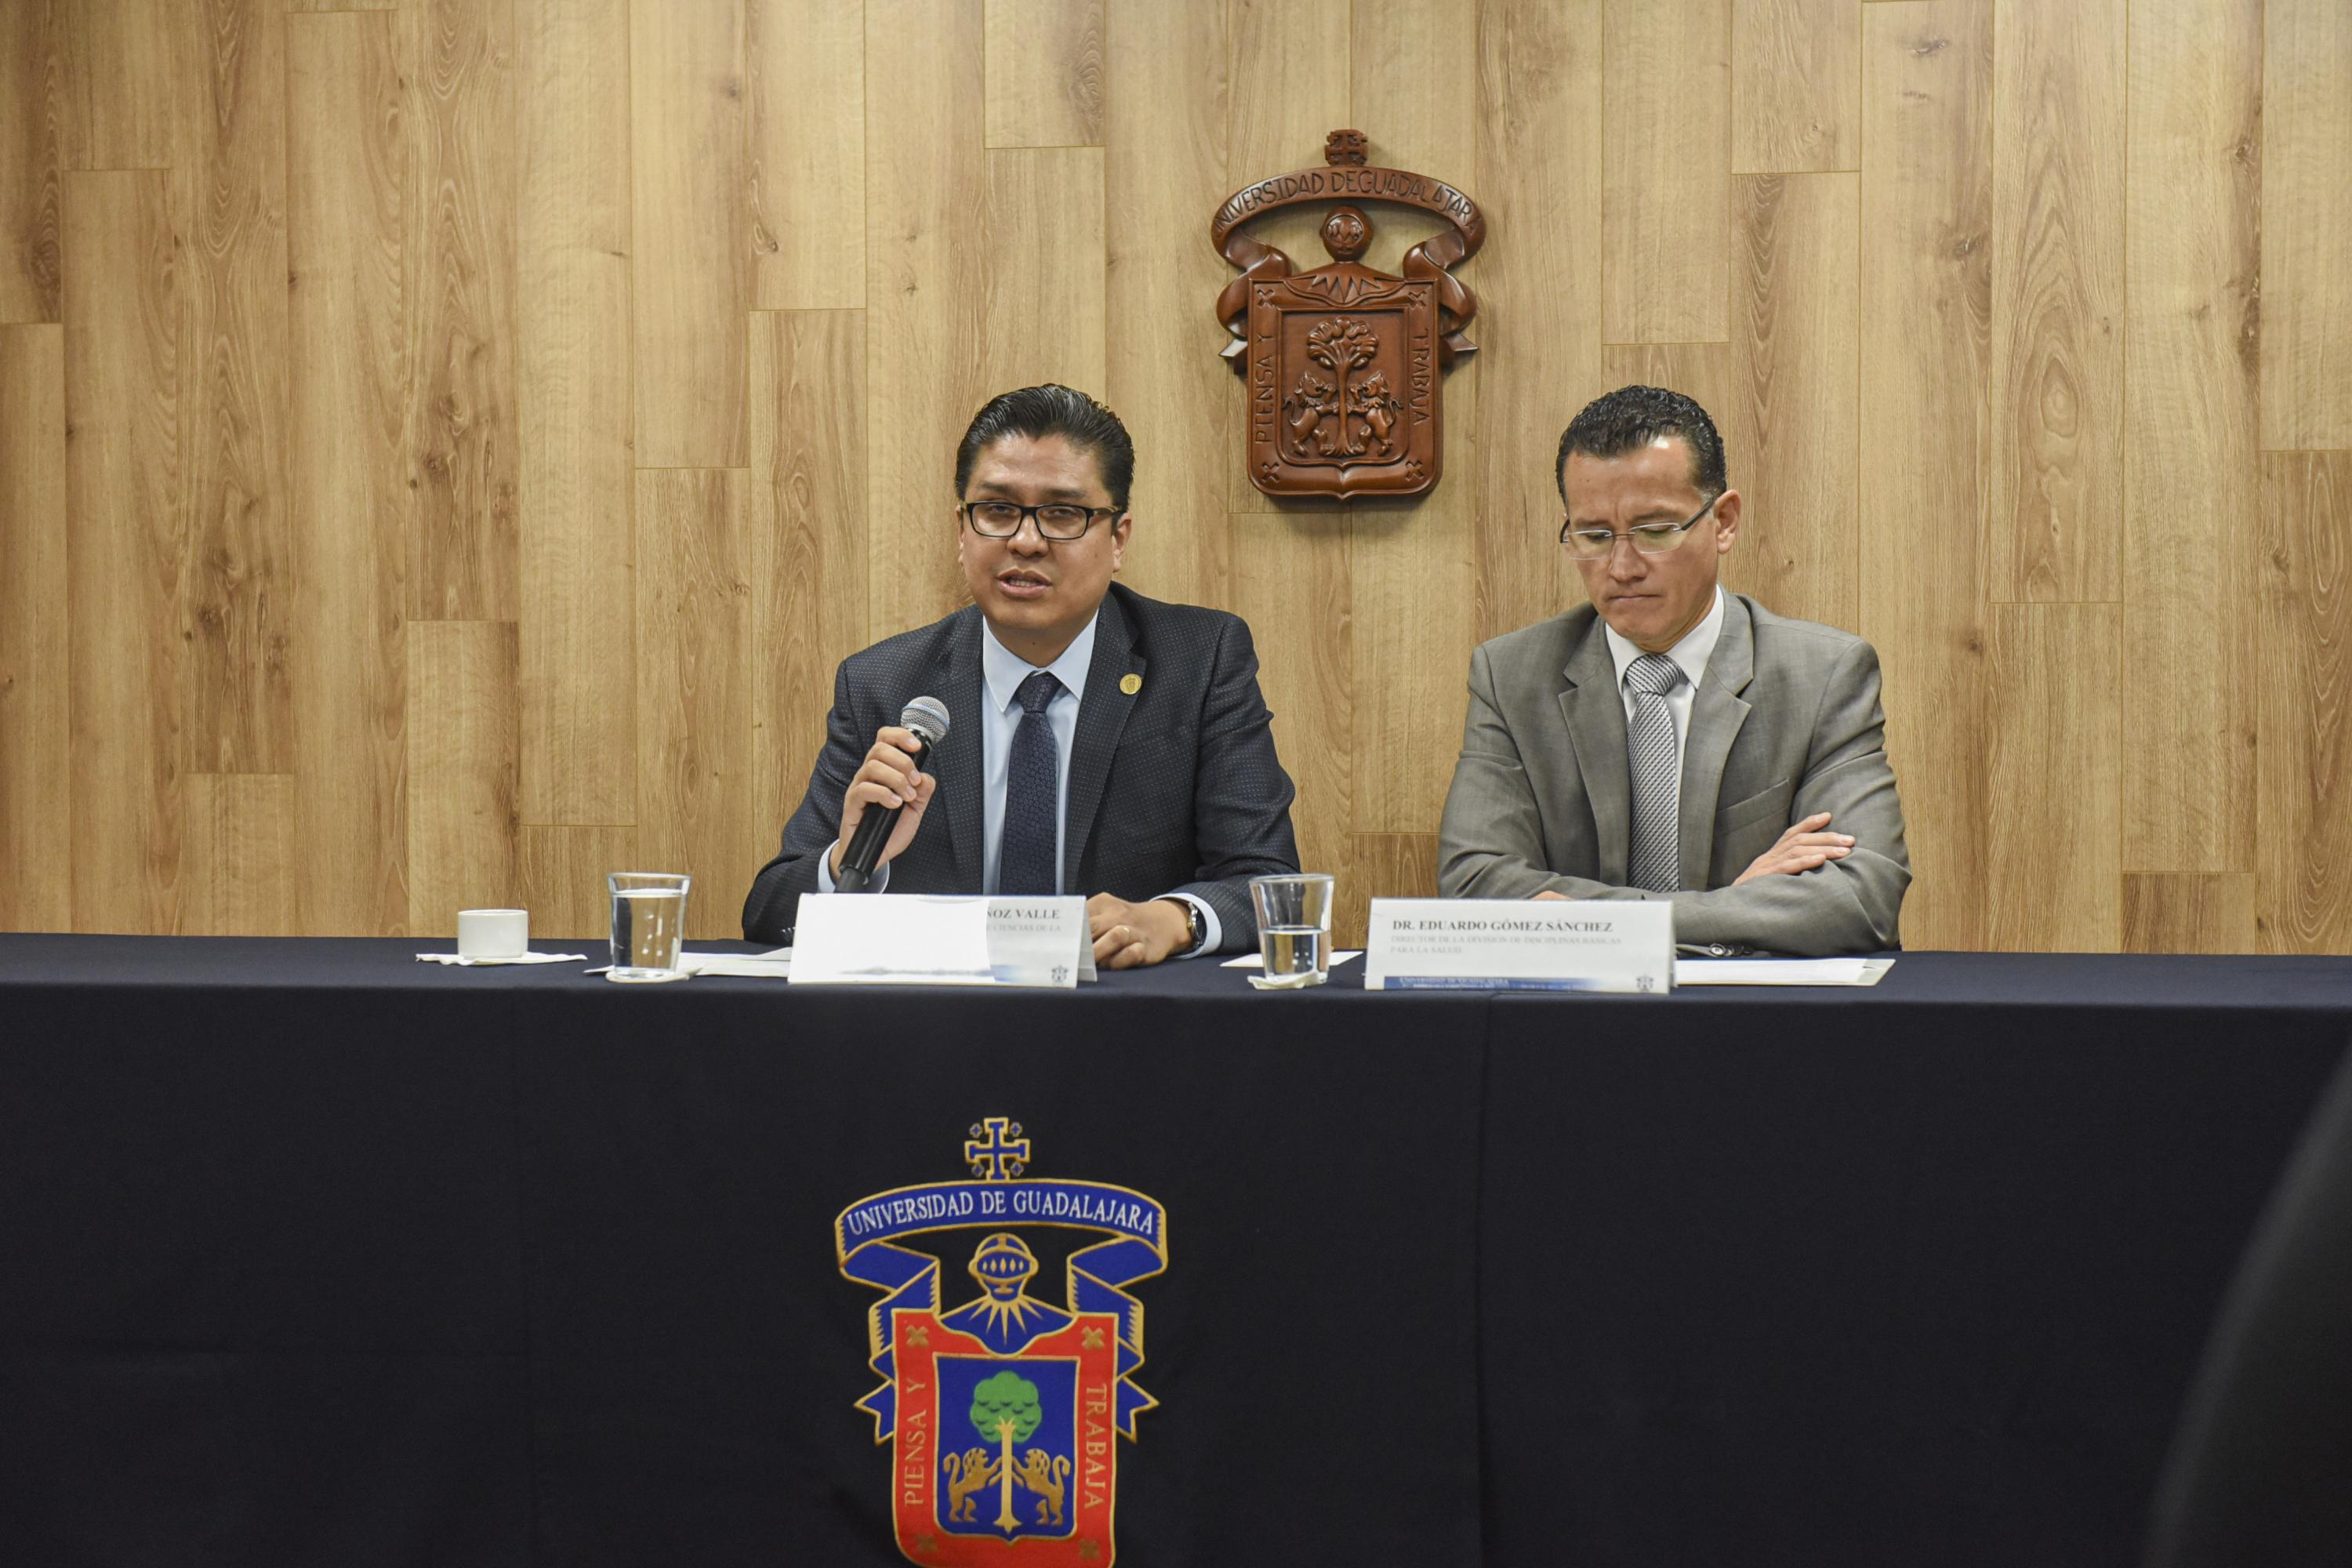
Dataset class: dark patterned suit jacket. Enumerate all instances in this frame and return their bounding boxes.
[742,583,1301,949]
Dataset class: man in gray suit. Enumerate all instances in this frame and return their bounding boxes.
[742,384,1301,965]
[1438,386,1907,956]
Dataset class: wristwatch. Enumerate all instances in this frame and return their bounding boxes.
[1167,898,1207,956]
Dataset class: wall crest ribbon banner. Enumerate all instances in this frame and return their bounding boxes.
[835,1118,1170,1566]
[1210,128,1486,500]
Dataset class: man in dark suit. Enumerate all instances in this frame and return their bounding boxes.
[742,384,1301,965]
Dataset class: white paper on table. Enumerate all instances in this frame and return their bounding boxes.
[988,898,1098,985]
[416,951,587,966]
[1672,956,1894,987]
[1221,950,1363,970]
[1363,898,1675,993]
[677,948,793,978]
[793,895,995,984]
[790,895,1093,987]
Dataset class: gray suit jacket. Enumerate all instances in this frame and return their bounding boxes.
[742,583,1301,950]
[1436,593,1909,956]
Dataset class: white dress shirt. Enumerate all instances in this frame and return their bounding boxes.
[1600,585,1726,818]
[821,609,1218,955]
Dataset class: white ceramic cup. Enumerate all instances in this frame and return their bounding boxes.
[457,908,529,960]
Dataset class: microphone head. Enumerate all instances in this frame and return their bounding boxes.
[899,695,950,750]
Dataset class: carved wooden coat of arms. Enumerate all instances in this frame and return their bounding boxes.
[1211,129,1485,500]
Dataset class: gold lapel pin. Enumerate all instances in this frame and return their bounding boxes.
[1120,673,1142,696]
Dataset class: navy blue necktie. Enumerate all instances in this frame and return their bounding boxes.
[999,670,1062,895]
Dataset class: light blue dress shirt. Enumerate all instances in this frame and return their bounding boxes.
[820,610,1219,956]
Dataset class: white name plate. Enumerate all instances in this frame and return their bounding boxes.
[790,895,1095,989]
[1363,898,1675,993]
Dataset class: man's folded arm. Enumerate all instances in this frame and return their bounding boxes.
[742,662,870,942]
[1632,640,1908,955]
[1168,615,1301,952]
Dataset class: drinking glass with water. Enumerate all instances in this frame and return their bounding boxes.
[1249,873,1335,989]
[608,872,691,980]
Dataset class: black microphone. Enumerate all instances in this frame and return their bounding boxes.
[835,696,950,893]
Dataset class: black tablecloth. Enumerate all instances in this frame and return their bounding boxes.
[1,938,2346,1567]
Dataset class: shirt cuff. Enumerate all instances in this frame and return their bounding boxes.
[818,843,887,894]
[1160,891,1221,959]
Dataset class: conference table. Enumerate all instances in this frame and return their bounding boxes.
[2,936,2346,1567]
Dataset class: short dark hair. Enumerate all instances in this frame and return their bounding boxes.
[955,384,1135,512]
[1555,384,1727,505]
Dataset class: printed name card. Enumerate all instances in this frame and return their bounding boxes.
[791,895,1095,988]
[1363,898,1675,993]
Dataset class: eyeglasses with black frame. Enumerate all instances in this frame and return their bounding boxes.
[1559,495,1719,559]
[960,500,1123,541]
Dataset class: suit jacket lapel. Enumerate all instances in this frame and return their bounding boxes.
[1678,593,1754,891]
[1556,614,1634,887]
[934,609,986,891]
[1062,593,1141,891]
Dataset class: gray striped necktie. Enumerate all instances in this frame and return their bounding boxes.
[1624,652,1686,893]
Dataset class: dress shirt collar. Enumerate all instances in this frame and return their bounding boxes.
[1602,584,1726,695]
[981,608,1100,715]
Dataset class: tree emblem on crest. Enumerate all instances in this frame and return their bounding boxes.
[1210,128,1485,499]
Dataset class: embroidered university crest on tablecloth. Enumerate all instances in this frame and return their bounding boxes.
[836,1120,1167,1566]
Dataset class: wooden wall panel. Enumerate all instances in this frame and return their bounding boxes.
[1726,171,1858,631]
[1986,604,2120,951]
[1857,0,1993,952]
[1103,0,1229,611]
[1226,0,1348,515]
[520,823,637,940]
[1732,0,1857,175]
[287,9,408,935]
[748,0,865,310]
[181,773,294,935]
[984,0,1104,151]
[406,620,518,935]
[630,0,747,470]
[60,0,176,170]
[982,147,1106,396]
[1339,832,1439,949]
[1987,0,2125,604]
[5,0,2350,954]
[406,0,520,622]
[2256,452,2352,954]
[2259,0,2352,450]
[1225,0,1355,922]
[0,325,70,930]
[1602,0,1730,343]
[176,0,292,775]
[1351,1,1475,837]
[64,169,182,934]
[0,0,61,323]
[2124,873,2256,955]
[865,0,985,636]
[516,0,634,826]
[752,309,869,865]
[1232,520,1353,924]
[635,469,756,940]
[2122,0,2259,875]
[1472,0,1601,642]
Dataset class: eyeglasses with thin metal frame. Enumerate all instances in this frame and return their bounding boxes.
[1559,495,1719,559]
[960,500,1123,541]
